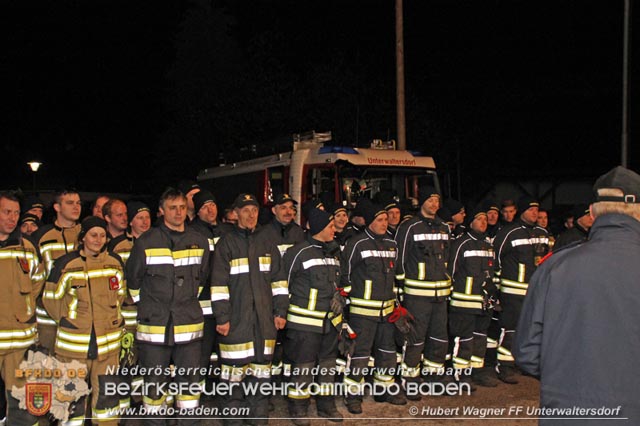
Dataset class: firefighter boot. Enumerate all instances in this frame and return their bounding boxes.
[316,396,343,423]
[373,388,407,405]
[344,395,362,415]
[472,367,499,387]
[287,398,310,426]
[496,364,519,384]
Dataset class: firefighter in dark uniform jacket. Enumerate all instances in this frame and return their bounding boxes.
[188,190,229,390]
[515,166,640,425]
[0,192,46,425]
[394,187,451,392]
[211,193,288,426]
[44,217,126,425]
[126,188,210,425]
[341,200,407,414]
[257,193,305,378]
[553,204,593,251]
[492,195,549,384]
[448,207,499,388]
[283,208,344,425]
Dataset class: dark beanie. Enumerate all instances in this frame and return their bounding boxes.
[444,198,464,216]
[177,179,200,195]
[302,199,324,218]
[481,199,500,213]
[331,202,347,216]
[465,205,488,226]
[437,206,453,223]
[193,190,216,213]
[127,201,150,224]
[420,186,441,206]
[571,203,590,220]
[20,213,40,226]
[359,199,386,226]
[308,208,332,235]
[78,216,107,240]
[517,195,539,215]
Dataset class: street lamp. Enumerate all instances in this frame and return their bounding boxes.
[27,161,42,191]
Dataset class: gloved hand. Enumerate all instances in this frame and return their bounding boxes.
[338,323,357,358]
[388,305,417,345]
[119,332,137,367]
[330,288,348,316]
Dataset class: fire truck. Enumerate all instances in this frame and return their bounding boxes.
[197,131,439,222]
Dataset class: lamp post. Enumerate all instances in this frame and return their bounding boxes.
[27,161,42,191]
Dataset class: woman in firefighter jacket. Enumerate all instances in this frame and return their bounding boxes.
[210,194,288,426]
[0,192,46,425]
[283,208,343,424]
[447,207,498,388]
[340,200,406,415]
[43,216,126,425]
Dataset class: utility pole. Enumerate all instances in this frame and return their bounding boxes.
[396,0,406,151]
[621,0,631,167]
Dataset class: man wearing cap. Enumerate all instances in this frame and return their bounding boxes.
[33,188,82,352]
[126,188,210,424]
[383,198,402,238]
[394,187,452,394]
[43,216,126,425]
[492,195,549,384]
[22,195,45,221]
[0,191,46,425]
[341,199,406,413]
[444,198,467,238]
[177,179,201,223]
[515,166,640,424]
[258,193,305,379]
[211,193,288,425]
[482,199,501,243]
[331,203,353,251]
[448,206,499,388]
[283,208,344,424]
[19,212,40,236]
[553,204,593,251]
[188,190,229,392]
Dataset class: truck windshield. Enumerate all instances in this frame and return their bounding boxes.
[337,164,439,208]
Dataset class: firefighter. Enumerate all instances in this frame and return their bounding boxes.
[33,188,82,352]
[394,187,452,397]
[492,195,549,384]
[283,208,343,424]
[126,188,210,425]
[43,216,126,425]
[188,190,229,393]
[19,212,40,236]
[341,199,407,414]
[211,193,288,426]
[553,204,593,251]
[0,191,46,425]
[448,206,499,388]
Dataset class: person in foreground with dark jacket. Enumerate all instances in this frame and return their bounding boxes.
[515,166,640,425]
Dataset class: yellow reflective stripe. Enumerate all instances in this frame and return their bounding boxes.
[271,280,288,296]
[211,286,230,301]
[229,258,249,275]
[44,269,124,300]
[174,323,204,343]
[286,313,324,328]
[219,342,254,359]
[258,256,271,272]
[404,287,452,297]
[501,278,529,289]
[172,249,204,266]
[0,326,37,340]
[450,300,483,309]
[307,288,318,311]
[518,263,526,282]
[68,287,78,320]
[249,363,271,379]
[364,280,372,300]
[451,292,484,301]
[288,304,327,319]
[404,278,451,289]
[418,262,426,281]
[401,362,421,378]
[465,277,473,294]
[220,364,247,382]
[500,287,527,296]
[349,304,394,317]
[349,297,395,309]
[470,356,484,368]
[264,339,275,355]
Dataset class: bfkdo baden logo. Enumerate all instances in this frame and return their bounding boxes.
[25,383,52,416]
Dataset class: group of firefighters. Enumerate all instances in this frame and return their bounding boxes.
[0,179,592,426]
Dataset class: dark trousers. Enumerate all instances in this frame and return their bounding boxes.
[448,311,492,369]
[402,297,448,376]
[497,295,523,367]
[137,340,202,426]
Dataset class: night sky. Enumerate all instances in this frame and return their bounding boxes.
[4,0,639,202]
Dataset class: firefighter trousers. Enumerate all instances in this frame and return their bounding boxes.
[401,297,448,377]
[448,311,492,370]
[1,348,39,426]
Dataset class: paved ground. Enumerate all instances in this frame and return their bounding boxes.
[124,372,540,425]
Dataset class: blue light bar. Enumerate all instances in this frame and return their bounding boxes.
[318,146,359,154]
